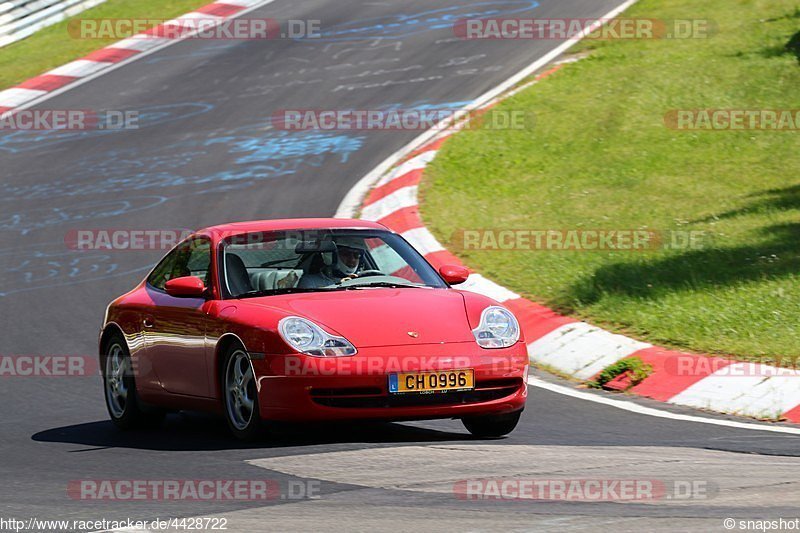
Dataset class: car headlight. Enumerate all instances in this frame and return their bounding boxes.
[472,306,520,349]
[278,316,357,357]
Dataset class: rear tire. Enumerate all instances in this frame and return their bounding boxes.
[462,410,522,438]
[103,333,164,430]
[221,344,262,441]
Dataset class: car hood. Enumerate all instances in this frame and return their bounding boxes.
[238,288,474,347]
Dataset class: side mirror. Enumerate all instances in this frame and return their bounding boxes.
[439,264,469,285]
[165,276,207,298]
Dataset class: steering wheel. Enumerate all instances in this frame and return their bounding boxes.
[340,270,383,282]
[355,270,383,277]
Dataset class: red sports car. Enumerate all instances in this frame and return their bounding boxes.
[100,219,527,440]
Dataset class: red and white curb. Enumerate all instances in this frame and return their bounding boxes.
[339,53,800,426]
[0,0,273,117]
[352,130,800,423]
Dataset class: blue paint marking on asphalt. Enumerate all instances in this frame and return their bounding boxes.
[313,1,539,41]
[0,197,169,235]
[0,244,155,298]
[381,100,475,111]
[0,127,365,203]
[0,99,474,233]
[206,128,365,165]
[0,103,215,154]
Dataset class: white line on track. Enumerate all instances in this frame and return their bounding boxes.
[528,376,800,435]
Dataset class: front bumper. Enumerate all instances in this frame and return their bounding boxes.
[252,342,528,422]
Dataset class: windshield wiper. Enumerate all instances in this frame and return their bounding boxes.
[344,282,422,289]
[235,287,343,299]
[235,282,424,298]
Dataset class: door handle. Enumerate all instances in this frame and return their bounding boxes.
[143,317,155,328]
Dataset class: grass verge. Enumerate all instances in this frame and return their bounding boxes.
[422,0,800,360]
[0,0,212,90]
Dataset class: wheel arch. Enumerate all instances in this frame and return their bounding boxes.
[99,322,127,368]
[214,333,249,399]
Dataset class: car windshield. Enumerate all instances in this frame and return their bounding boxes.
[220,229,447,298]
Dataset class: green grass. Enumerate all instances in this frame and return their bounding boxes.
[0,0,212,90]
[422,0,800,360]
[588,357,653,390]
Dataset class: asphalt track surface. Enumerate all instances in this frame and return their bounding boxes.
[1,0,799,531]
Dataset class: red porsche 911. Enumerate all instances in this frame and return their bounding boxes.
[99,219,527,440]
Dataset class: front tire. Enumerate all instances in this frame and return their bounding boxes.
[103,333,164,429]
[462,410,522,438]
[222,344,262,441]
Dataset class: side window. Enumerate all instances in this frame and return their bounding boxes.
[185,239,211,286]
[147,237,211,290]
[147,252,177,290]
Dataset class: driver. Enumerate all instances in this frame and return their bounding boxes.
[298,237,368,288]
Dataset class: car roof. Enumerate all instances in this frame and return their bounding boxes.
[198,218,389,239]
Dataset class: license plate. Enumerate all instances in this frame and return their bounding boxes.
[388,369,474,394]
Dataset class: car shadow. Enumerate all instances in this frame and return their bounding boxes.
[31,412,475,451]
[765,28,800,63]
[556,179,800,309]
[758,7,800,62]
[560,221,799,308]
[693,184,800,223]
[788,30,800,62]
